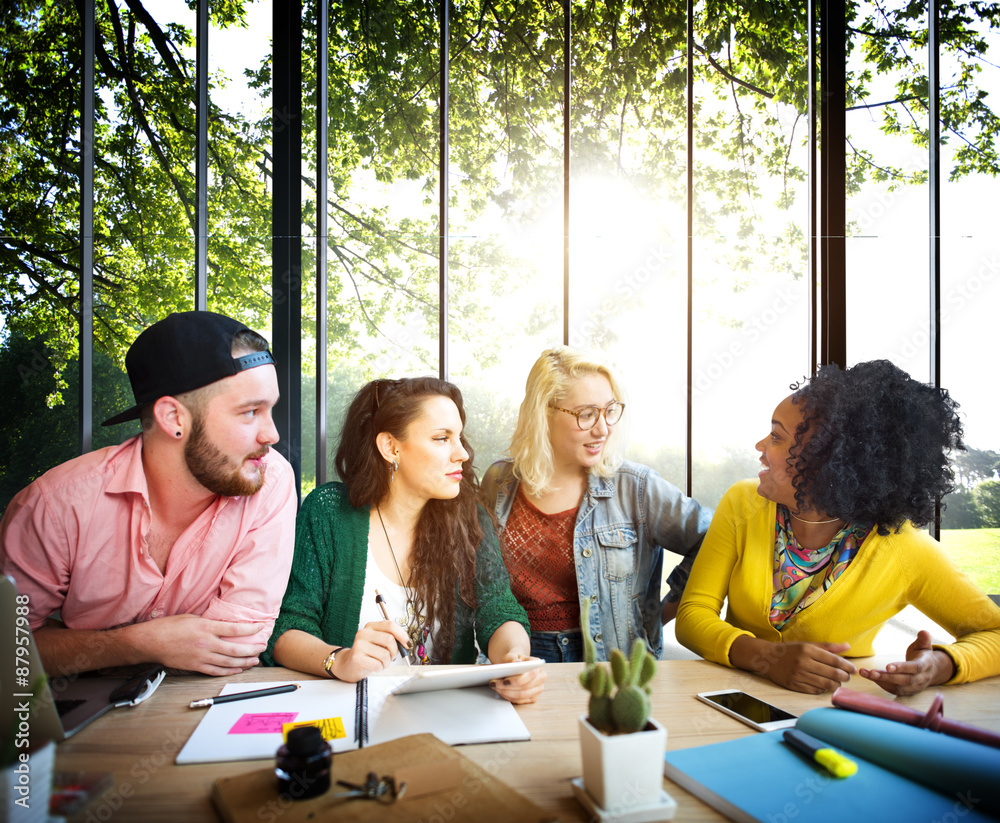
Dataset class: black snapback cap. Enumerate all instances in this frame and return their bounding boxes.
[101,311,275,427]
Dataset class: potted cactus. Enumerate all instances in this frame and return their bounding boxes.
[577,600,668,813]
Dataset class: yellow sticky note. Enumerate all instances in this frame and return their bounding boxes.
[282,717,346,741]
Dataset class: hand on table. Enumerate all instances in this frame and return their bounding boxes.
[758,640,856,694]
[132,615,266,676]
[858,630,955,696]
[332,620,411,682]
[490,652,547,705]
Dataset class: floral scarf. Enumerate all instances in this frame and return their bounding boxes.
[769,505,872,629]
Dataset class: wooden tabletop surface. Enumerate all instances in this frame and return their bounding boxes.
[53,656,1000,822]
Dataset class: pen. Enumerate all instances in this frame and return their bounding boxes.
[189,683,299,709]
[375,588,411,666]
[783,729,858,778]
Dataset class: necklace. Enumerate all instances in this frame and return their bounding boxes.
[375,505,423,663]
[375,505,410,588]
[790,512,843,525]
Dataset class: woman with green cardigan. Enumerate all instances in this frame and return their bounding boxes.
[264,377,545,704]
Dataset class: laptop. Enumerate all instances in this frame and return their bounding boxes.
[1,574,164,742]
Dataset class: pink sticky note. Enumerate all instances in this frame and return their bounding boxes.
[229,713,298,734]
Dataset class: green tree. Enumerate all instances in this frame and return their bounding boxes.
[5,1,999,362]
[942,488,984,529]
[0,330,135,510]
[974,480,1000,527]
[2,0,999,493]
[953,447,1000,488]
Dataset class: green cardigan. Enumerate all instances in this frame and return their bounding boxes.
[263,482,529,665]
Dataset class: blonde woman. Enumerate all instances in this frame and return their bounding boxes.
[480,347,711,662]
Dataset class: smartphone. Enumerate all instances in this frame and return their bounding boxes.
[696,689,798,732]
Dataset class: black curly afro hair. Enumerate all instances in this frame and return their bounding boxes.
[788,360,965,535]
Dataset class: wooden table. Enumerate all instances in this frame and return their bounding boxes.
[55,657,1000,822]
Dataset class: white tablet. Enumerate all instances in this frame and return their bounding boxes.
[388,659,545,695]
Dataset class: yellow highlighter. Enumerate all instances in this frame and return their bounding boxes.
[783,729,858,778]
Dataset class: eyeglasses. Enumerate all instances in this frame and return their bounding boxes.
[550,401,625,430]
[373,378,402,411]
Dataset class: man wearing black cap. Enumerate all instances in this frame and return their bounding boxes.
[0,312,296,676]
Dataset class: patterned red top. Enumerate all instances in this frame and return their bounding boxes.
[500,487,580,632]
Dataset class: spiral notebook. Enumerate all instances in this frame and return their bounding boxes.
[175,675,531,764]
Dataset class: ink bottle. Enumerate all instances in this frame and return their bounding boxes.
[275,726,331,799]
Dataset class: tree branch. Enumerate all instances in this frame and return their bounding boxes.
[694,43,774,100]
[105,1,195,228]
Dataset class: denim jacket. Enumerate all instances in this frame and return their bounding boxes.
[480,459,712,660]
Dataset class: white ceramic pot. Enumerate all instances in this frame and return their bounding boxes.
[1,739,55,823]
[579,714,667,812]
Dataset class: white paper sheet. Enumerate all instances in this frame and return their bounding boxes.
[175,677,530,764]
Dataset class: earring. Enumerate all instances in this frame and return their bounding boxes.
[392,459,398,473]
[175,431,182,438]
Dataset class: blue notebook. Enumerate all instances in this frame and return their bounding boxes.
[662,708,1000,823]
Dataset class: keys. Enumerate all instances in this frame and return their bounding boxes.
[329,771,407,804]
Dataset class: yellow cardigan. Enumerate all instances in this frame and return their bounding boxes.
[676,480,1000,684]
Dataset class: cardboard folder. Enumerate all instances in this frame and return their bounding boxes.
[211,732,555,823]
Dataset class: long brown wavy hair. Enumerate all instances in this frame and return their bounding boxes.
[334,377,481,662]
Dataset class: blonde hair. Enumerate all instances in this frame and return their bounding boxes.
[508,346,628,496]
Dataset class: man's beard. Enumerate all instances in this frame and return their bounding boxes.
[184,417,267,497]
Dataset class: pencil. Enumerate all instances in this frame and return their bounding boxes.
[375,588,412,666]
[188,683,299,709]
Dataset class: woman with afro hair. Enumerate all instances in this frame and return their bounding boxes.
[676,360,1000,695]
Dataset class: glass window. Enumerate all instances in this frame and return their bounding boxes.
[448,0,564,470]
[208,0,274,333]
[845,0,929,382]
[566,4,691,496]
[690,1,811,508]
[1,0,997,590]
[939,8,999,593]
[318,3,441,483]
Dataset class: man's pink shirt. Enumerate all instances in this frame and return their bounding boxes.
[0,435,296,647]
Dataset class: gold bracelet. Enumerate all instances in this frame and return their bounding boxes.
[322,647,343,679]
